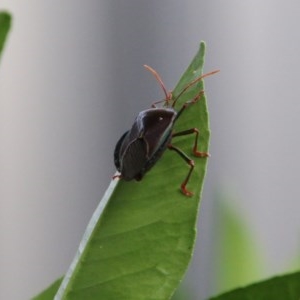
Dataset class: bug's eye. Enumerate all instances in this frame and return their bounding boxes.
[159,117,163,121]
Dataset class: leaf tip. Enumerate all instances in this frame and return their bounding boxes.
[199,41,206,55]
[0,11,12,25]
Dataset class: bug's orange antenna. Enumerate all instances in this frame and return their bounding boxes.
[144,65,170,101]
[172,69,220,107]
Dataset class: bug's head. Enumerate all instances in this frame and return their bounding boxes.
[144,64,219,110]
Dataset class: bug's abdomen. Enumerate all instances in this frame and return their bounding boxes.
[114,131,172,181]
[114,131,128,172]
[120,137,148,181]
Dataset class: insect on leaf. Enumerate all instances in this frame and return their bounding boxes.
[35,41,215,300]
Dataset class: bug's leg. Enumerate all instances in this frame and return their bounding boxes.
[174,90,205,120]
[167,144,195,197]
[151,97,171,108]
[172,128,210,157]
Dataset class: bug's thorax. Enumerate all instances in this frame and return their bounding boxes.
[136,107,177,131]
[133,107,176,154]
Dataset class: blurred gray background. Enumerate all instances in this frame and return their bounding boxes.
[1,1,300,299]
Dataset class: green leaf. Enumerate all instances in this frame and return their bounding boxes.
[32,278,63,300]
[0,11,11,60]
[209,271,300,300]
[33,41,214,300]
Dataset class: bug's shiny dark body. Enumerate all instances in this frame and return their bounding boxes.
[113,65,218,196]
[114,108,177,181]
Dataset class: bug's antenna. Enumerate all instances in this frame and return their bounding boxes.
[144,65,171,101]
[172,69,220,107]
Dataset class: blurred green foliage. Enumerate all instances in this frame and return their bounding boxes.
[0,11,11,60]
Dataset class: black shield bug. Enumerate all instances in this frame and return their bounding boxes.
[114,65,219,196]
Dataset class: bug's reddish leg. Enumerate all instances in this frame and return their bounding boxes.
[167,144,195,197]
[174,90,205,120]
[151,98,170,108]
[172,128,210,157]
